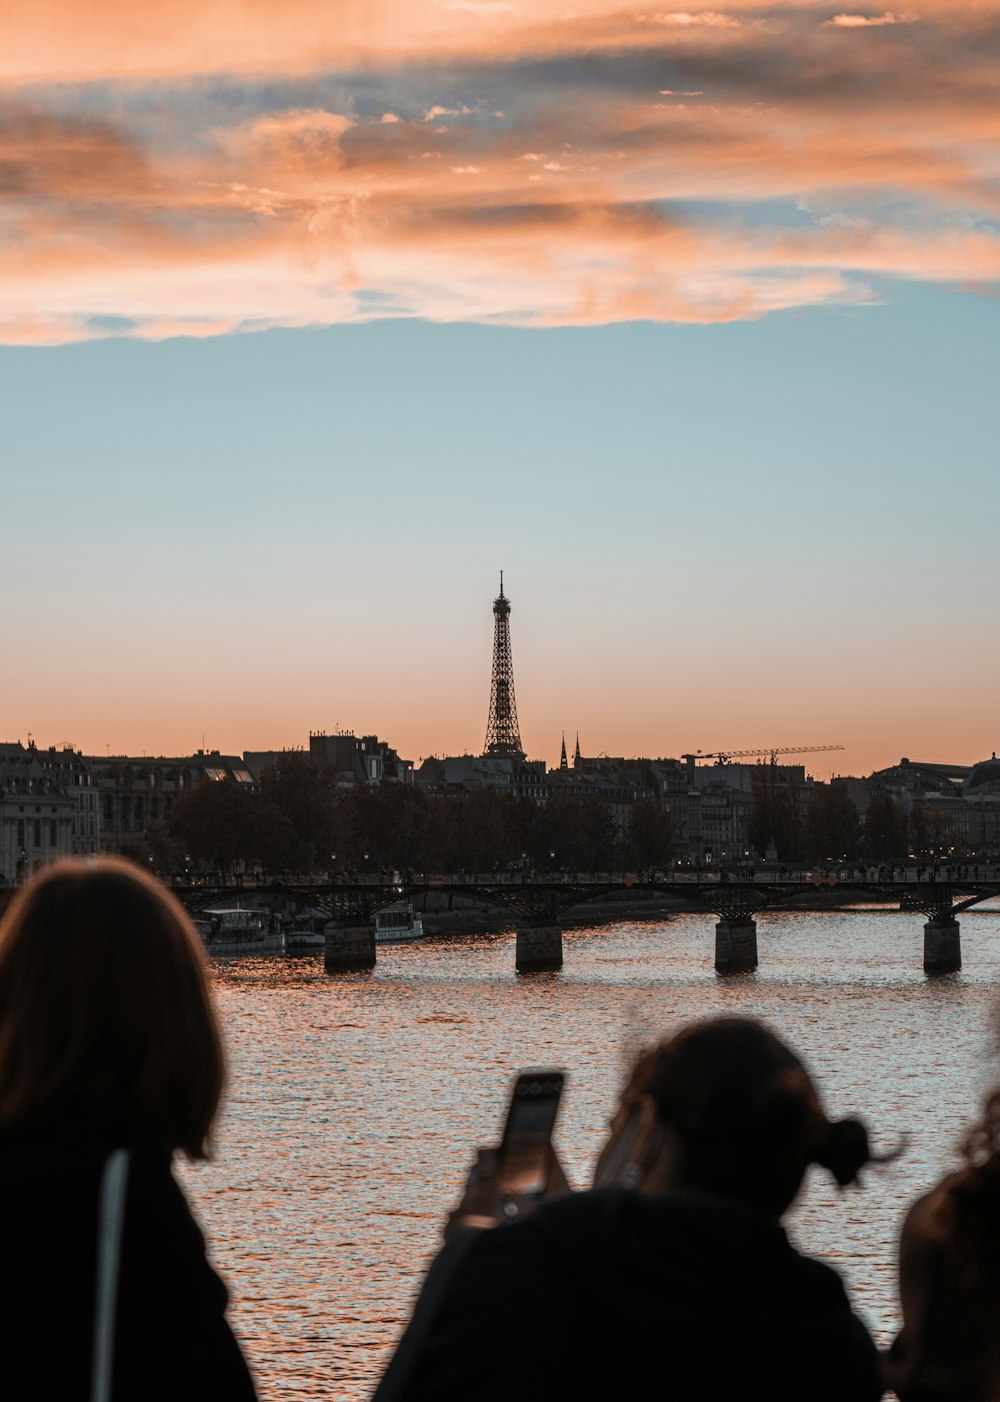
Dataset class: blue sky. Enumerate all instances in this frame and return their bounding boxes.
[4,279,996,773]
[3,1,998,771]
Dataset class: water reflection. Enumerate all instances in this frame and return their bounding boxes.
[180,910,1000,1400]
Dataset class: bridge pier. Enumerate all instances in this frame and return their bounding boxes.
[324,924,376,973]
[924,916,961,974]
[715,918,758,973]
[516,925,563,973]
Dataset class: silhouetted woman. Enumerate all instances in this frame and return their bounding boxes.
[0,857,257,1401]
[887,1077,1000,1400]
[377,1016,885,1402]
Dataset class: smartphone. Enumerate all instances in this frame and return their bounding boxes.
[496,1068,565,1197]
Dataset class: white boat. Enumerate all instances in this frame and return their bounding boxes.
[374,904,424,943]
[194,906,284,957]
[284,924,326,952]
[284,906,330,953]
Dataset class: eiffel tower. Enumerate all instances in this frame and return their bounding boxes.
[483,572,525,759]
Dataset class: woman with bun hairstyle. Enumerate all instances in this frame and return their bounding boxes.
[887,1077,1000,1400]
[377,1016,884,1402]
[0,857,257,1402]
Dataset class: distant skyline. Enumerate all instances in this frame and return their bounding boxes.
[2,4,997,776]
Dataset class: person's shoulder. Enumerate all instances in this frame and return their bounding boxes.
[126,1139,178,1181]
[901,1174,967,1249]
[451,1189,625,1285]
[531,1184,628,1228]
[117,1142,215,1266]
[456,1187,628,1250]
[787,1240,858,1311]
[493,1186,648,1259]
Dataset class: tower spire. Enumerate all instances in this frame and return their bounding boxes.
[483,573,524,759]
[560,733,568,769]
[574,732,581,767]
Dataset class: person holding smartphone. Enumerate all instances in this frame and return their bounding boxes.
[374,1017,886,1402]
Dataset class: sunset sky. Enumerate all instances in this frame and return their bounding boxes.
[2,2,997,775]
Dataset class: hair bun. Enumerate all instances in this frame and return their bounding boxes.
[814,1118,871,1186]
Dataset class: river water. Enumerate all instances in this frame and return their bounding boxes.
[179,908,1000,1400]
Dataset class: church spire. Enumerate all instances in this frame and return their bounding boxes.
[574,733,581,767]
[560,733,568,770]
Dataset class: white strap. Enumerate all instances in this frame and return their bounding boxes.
[91,1149,130,1402]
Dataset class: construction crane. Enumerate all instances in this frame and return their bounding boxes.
[681,745,845,768]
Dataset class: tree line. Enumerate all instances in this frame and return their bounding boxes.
[147,752,675,877]
[749,771,942,863]
[137,754,941,879]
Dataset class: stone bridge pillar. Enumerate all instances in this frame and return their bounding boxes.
[923,916,961,974]
[715,918,758,973]
[324,924,376,973]
[516,925,563,973]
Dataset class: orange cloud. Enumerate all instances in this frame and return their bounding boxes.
[826,11,909,25]
[0,2,991,82]
[1,2,998,341]
[641,11,744,26]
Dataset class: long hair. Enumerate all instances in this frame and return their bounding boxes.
[621,1017,874,1215]
[963,1087,1000,1170]
[0,857,224,1159]
[948,1085,1000,1289]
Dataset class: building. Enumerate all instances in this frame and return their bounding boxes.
[0,741,100,881]
[416,753,547,800]
[545,762,644,839]
[572,752,804,861]
[869,756,1000,857]
[91,751,255,854]
[308,731,414,786]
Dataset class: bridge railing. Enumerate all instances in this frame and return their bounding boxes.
[162,863,1000,892]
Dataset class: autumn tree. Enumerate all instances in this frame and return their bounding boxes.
[167,780,269,873]
[862,794,909,860]
[260,750,341,869]
[626,798,674,870]
[146,819,185,876]
[342,782,432,870]
[909,804,948,858]
[749,767,806,862]
[805,784,860,863]
[528,793,617,871]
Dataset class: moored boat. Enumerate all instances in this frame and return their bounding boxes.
[194,906,284,957]
[283,905,331,953]
[284,924,326,952]
[374,903,424,943]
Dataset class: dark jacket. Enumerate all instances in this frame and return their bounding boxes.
[0,1118,257,1402]
[390,1188,882,1401]
[888,1169,1000,1401]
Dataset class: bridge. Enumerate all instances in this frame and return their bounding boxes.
[168,872,1000,974]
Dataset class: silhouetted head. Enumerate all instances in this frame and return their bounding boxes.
[0,857,223,1158]
[595,1017,874,1218]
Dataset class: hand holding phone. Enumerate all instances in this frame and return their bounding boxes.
[495,1068,565,1198]
[445,1068,568,1238]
